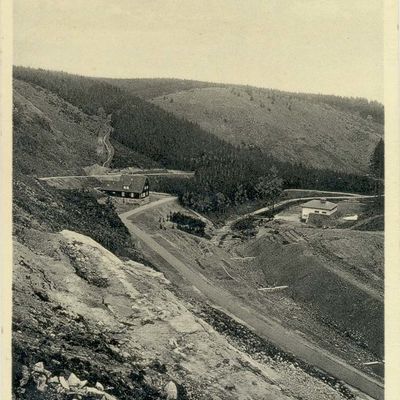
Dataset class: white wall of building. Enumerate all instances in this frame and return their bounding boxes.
[301,207,337,220]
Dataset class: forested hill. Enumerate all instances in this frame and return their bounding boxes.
[13,66,377,213]
[102,77,384,125]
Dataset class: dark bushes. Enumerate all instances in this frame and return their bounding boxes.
[170,212,206,237]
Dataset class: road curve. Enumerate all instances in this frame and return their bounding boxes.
[119,203,384,400]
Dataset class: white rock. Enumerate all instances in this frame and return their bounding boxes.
[59,376,70,390]
[33,362,44,372]
[165,381,178,400]
[86,387,105,396]
[79,379,88,388]
[48,376,59,384]
[95,382,104,391]
[68,372,81,386]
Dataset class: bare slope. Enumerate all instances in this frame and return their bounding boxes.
[239,224,384,358]
[13,226,353,400]
[119,199,383,391]
[152,87,383,173]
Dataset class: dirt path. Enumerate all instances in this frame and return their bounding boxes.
[119,204,384,400]
[284,189,363,197]
[39,171,195,180]
[119,196,178,219]
[95,114,114,167]
[102,115,114,168]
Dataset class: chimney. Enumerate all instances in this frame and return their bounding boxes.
[320,197,327,204]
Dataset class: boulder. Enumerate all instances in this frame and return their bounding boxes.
[33,362,44,372]
[68,372,82,386]
[59,376,70,390]
[165,381,178,400]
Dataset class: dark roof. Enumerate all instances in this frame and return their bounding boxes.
[301,199,337,211]
[100,174,148,193]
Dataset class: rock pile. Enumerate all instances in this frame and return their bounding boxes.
[16,361,117,399]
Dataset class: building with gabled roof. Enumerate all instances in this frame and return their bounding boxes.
[300,198,337,222]
[99,174,149,204]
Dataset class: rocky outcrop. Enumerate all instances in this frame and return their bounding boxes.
[12,228,352,399]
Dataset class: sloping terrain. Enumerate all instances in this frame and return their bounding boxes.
[13,225,355,400]
[232,222,384,359]
[101,77,222,100]
[13,79,102,176]
[152,87,383,173]
[13,79,153,176]
[121,199,384,385]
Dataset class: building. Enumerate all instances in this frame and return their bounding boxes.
[300,198,337,222]
[99,174,150,204]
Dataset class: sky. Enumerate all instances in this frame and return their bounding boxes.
[13,0,384,102]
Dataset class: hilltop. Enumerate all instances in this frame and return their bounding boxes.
[100,77,222,100]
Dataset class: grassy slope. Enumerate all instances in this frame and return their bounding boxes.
[152,87,383,174]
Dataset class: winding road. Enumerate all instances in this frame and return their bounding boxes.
[119,194,384,400]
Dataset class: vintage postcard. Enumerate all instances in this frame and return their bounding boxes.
[1,1,399,399]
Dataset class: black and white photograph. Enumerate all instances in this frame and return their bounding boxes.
[1,0,398,399]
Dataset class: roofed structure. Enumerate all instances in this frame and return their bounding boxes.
[300,198,337,222]
[99,174,149,203]
[301,198,337,211]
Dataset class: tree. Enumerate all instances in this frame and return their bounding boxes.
[255,167,283,210]
[234,184,248,205]
[369,139,384,210]
[370,139,384,179]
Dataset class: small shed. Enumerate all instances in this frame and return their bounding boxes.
[300,198,337,222]
[99,174,149,204]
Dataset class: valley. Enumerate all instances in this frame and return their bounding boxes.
[115,193,383,397]
[11,67,384,400]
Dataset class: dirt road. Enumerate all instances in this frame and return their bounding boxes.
[102,122,114,168]
[95,114,114,168]
[119,199,384,400]
[39,171,195,181]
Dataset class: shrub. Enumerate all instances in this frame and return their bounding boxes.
[170,212,206,237]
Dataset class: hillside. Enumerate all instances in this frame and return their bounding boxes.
[13,78,159,176]
[101,77,222,100]
[13,79,101,176]
[152,86,383,174]
[12,171,356,400]
[13,67,377,217]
